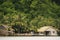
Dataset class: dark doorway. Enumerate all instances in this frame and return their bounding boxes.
[45,31,50,36]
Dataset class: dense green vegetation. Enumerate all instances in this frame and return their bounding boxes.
[0,0,60,33]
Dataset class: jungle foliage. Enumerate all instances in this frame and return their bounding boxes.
[0,0,60,33]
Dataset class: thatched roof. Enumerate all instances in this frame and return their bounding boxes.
[37,26,56,32]
[0,25,9,30]
[0,26,6,30]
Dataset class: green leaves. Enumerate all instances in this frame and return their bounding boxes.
[0,0,60,33]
